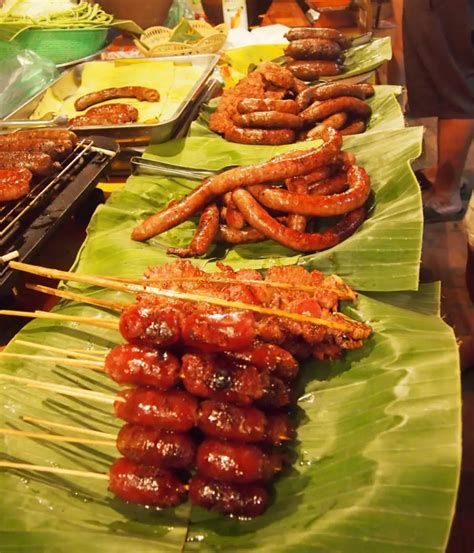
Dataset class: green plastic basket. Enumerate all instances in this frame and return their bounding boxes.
[14,27,109,65]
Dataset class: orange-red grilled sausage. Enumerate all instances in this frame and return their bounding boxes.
[307,112,349,139]
[2,129,78,145]
[233,111,303,130]
[340,119,367,136]
[285,38,342,61]
[167,203,219,258]
[0,168,32,202]
[287,59,343,81]
[306,82,375,102]
[237,98,300,115]
[301,96,371,124]
[0,138,73,160]
[285,27,352,50]
[70,103,139,126]
[0,152,57,176]
[74,86,159,111]
[308,171,348,196]
[225,126,296,145]
[216,225,265,244]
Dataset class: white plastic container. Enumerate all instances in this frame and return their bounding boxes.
[222,0,248,30]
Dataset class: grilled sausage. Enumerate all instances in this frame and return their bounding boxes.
[308,82,375,101]
[285,27,352,50]
[287,59,343,80]
[0,168,32,202]
[0,152,57,176]
[237,98,300,115]
[224,126,296,145]
[2,129,78,145]
[216,225,265,244]
[233,111,304,130]
[0,138,73,160]
[70,103,139,126]
[285,38,342,61]
[340,119,367,136]
[74,86,160,111]
[306,112,349,139]
[301,96,371,124]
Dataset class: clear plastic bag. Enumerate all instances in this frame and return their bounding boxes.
[0,49,58,118]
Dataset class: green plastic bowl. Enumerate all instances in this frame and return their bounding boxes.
[15,27,109,65]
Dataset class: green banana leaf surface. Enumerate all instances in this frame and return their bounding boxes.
[0,281,460,553]
[223,37,392,81]
[190,85,404,139]
[115,127,423,292]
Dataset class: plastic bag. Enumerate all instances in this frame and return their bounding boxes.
[0,49,58,118]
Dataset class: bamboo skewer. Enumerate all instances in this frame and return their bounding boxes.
[14,340,105,362]
[26,283,128,311]
[23,416,116,438]
[0,461,108,480]
[0,352,104,369]
[9,262,368,335]
[0,309,118,330]
[0,374,123,404]
[0,428,114,446]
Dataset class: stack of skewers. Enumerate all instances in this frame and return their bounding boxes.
[0,260,372,518]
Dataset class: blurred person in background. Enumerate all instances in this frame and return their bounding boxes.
[402,0,474,221]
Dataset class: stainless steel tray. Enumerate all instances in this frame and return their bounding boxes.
[5,54,219,147]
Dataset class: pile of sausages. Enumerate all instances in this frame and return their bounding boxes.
[284,27,351,81]
[102,260,371,516]
[0,129,78,203]
[132,128,371,254]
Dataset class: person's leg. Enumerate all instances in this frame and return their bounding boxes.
[424,118,474,214]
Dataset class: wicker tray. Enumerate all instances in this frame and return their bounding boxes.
[135,20,227,57]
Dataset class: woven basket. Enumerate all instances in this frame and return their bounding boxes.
[135,21,227,57]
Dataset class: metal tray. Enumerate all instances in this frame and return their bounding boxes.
[5,54,219,147]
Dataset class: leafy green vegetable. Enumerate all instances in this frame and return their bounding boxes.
[108,127,422,291]
[190,85,404,140]
[0,283,460,552]
[169,18,203,44]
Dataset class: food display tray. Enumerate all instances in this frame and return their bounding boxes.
[5,54,219,147]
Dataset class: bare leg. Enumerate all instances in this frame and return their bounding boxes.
[424,118,474,214]
[387,0,405,85]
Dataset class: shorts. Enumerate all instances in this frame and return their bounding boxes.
[403,0,474,119]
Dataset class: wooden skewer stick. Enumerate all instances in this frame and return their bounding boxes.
[0,428,114,446]
[9,262,369,336]
[0,374,123,404]
[26,283,128,311]
[0,309,118,330]
[14,339,106,362]
[23,416,116,438]
[0,352,104,369]
[0,461,108,480]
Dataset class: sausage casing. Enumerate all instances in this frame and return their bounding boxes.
[285,38,342,61]
[0,168,32,202]
[301,96,371,124]
[237,98,300,115]
[287,59,343,81]
[74,86,160,111]
[340,119,367,136]
[0,152,57,176]
[285,27,352,50]
[225,126,296,145]
[233,111,304,130]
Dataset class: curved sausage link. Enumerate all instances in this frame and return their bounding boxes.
[216,224,265,244]
[248,165,370,217]
[309,171,348,196]
[74,86,160,111]
[285,38,342,61]
[167,203,219,258]
[301,96,371,124]
[307,112,349,139]
[285,178,309,232]
[232,188,367,253]
[225,126,296,145]
[285,27,352,50]
[233,111,303,130]
[312,82,375,101]
[237,98,300,115]
[284,165,335,189]
[340,119,367,136]
[287,60,342,81]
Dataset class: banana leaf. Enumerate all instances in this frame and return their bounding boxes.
[0,282,460,552]
[222,37,392,83]
[190,85,404,139]
[93,127,423,292]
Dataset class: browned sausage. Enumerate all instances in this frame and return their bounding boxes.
[285,38,342,61]
[166,203,219,258]
[0,152,58,176]
[224,127,296,145]
[237,98,300,115]
[70,104,139,126]
[0,168,32,202]
[74,86,160,111]
[284,165,334,189]
[307,112,349,139]
[287,59,343,81]
[285,27,352,50]
[308,82,375,101]
[247,165,370,217]
[131,128,342,241]
[309,171,348,196]
[301,97,371,124]
[232,187,366,253]
[233,111,303,130]
[216,225,265,244]
[0,138,73,160]
[285,179,309,232]
[340,119,367,136]
[293,78,308,94]
[4,129,78,145]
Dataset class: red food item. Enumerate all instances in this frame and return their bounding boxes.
[114,388,198,432]
[181,310,256,353]
[119,304,181,347]
[74,87,159,111]
[116,424,195,469]
[189,474,269,517]
[181,353,268,405]
[265,414,295,445]
[258,376,292,409]
[197,439,282,483]
[105,343,180,389]
[0,152,57,177]
[108,457,186,507]
[198,400,267,442]
[0,168,32,202]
